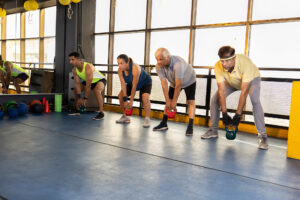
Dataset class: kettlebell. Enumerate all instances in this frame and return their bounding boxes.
[225,125,238,140]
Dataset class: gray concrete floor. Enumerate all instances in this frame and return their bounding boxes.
[0,112,299,200]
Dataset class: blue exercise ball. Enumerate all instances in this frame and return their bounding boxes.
[7,107,19,118]
[18,103,28,115]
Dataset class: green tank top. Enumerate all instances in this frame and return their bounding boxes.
[1,61,28,77]
[75,62,105,83]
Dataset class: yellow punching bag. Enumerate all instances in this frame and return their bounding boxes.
[59,0,72,6]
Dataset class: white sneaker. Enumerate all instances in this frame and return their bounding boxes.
[258,137,269,150]
[116,115,130,123]
[143,117,150,128]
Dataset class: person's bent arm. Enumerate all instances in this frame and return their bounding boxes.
[72,68,83,107]
[170,78,182,110]
[236,81,251,115]
[83,64,94,103]
[118,68,128,107]
[217,81,227,113]
[4,63,12,88]
[161,78,170,110]
[128,64,140,108]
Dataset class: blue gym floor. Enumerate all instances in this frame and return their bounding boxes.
[0,112,300,200]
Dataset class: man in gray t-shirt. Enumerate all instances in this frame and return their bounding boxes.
[153,48,196,136]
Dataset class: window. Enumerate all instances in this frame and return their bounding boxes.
[249,22,300,68]
[196,0,248,25]
[113,33,145,64]
[115,0,147,31]
[252,0,300,20]
[150,30,190,65]
[151,0,192,28]
[44,7,56,37]
[6,13,20,39]
[25,10,40,38]
[194,26,246,66]
[95,0,110,33]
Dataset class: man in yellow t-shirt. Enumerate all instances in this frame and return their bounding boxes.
[201,46,268,150]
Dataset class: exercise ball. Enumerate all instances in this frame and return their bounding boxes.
[31,103,43,114]
[8,107,19,118]
[72,0,81,3]
[18,103,28,116]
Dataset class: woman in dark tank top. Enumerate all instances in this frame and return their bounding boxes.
[115,54,152,128]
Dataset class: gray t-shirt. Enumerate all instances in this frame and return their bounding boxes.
[156,55,196,88]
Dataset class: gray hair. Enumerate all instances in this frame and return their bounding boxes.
[155,48,170,59]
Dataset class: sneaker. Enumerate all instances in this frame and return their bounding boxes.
[201,129,218,139]
[93,112,104,120]
[143,118,150,128]
[185,125,193,136]
[116,115,130,124]
[258,137,269,150]
[153,122,168,131]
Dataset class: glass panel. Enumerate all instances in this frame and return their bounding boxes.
[252,0,300,20]
[194,26,246,66]
[6,13,20,39]
[260,70,300,79]
[113,33,145,65]
[25,39,39,67]
[150,30,190,65]
[44,7,56,37]
[249,22,300,68]
[195,78,207,106]
[151,0,192,28]
[245,81,292,116]
[6,40,21,62]
[95,0,110,33]
[44,38,56,68]
[95,35,109,64]
[115,0,147,31]
[196,0,248,25]
[25,10,40,38]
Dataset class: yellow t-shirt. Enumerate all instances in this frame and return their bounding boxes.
[214,54,260,89]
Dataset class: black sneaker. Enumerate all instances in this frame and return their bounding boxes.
[93,112,104,120]
[153,122,168,131]
[185,125,193,136]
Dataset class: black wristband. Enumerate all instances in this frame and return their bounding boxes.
[123,96,128,102]
[77,94,81,99]
[84,97,88,100]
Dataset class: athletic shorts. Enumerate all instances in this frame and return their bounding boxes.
[82,79,106,90]
[126,84,152,97]
[168,81,196,100]
[14,73,29,82]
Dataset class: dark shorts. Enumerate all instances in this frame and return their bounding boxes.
[14,73,29,82]
[168,81,196,100]
[82,79,106,90]
[126,84,152,97]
